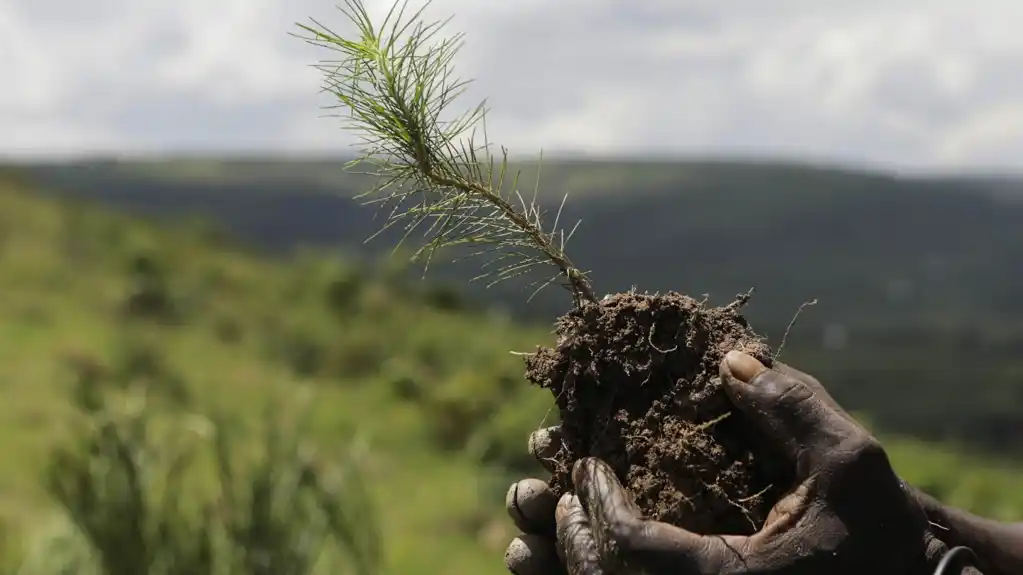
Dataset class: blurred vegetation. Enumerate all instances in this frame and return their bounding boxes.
[13,354,378,575]
[0,168,1019,573]
[15,158,1023,456]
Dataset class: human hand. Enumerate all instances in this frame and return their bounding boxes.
[504,352,973,574]
[912,487,1023,575]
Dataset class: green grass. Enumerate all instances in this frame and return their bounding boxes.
[0,180,551,573]
[0,176,1020,574]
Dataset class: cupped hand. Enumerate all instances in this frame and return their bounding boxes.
[504,352,965,575]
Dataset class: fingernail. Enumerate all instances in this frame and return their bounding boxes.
[725,350,767,383]
[554,493,575,523]
[528,426,561,461]
[507,479,557,530]
[505,534,556,575]
[571,457,596,486]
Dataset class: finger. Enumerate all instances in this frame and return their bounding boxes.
[571,457,641,562]
[772,362,864,431]
[572,458,736,574]
[555,493,605,575]
[530,426,564,474]
[721,351,865,473]
[507,479,558,537]
[505,534,565,575]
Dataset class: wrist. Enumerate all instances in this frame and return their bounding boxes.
[910,486,1023,575]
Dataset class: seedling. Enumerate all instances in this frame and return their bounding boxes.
[296,0,788,535]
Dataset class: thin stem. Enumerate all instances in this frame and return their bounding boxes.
[294,0,597,305]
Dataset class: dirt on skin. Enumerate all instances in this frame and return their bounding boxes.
[524,290,793,535]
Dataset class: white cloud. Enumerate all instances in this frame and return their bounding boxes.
[2,0,1023,171]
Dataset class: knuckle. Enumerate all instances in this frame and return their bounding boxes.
[608,518,645,554]
[834,435,893,473]
[850,435,887,461]
[775,378,814,405]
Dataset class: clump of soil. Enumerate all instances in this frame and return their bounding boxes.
[524,290,792,534]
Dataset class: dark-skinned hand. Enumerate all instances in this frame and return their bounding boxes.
[503,351,977,575]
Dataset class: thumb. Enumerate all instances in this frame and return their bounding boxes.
[720,351,861,475]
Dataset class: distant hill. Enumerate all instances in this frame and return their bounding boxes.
[6,158,1023,453]
[11,158,1023,324]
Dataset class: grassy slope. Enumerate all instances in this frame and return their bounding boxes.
[0,178,1020,574]
[16,158,1023,457]
[0,181,549,574]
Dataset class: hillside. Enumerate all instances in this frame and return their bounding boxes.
[0,174,1020,573]
[0,177,547,573]
[14,158,1023,328]
[7,159,1023,455]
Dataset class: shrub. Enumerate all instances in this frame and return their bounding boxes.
[22,352,381,575]
[121,251,179,323]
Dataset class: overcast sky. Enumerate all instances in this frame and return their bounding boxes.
[2,0,1022,172]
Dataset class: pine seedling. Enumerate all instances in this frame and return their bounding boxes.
[296,0,790,541]
[293,0,596,305]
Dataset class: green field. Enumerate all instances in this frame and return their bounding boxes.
[0,174,1020,574]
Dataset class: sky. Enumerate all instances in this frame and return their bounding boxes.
[2,0,1022,173]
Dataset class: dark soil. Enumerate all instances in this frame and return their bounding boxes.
[524,290,793,535]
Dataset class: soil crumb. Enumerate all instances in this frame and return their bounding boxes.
[524,290,792,535]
